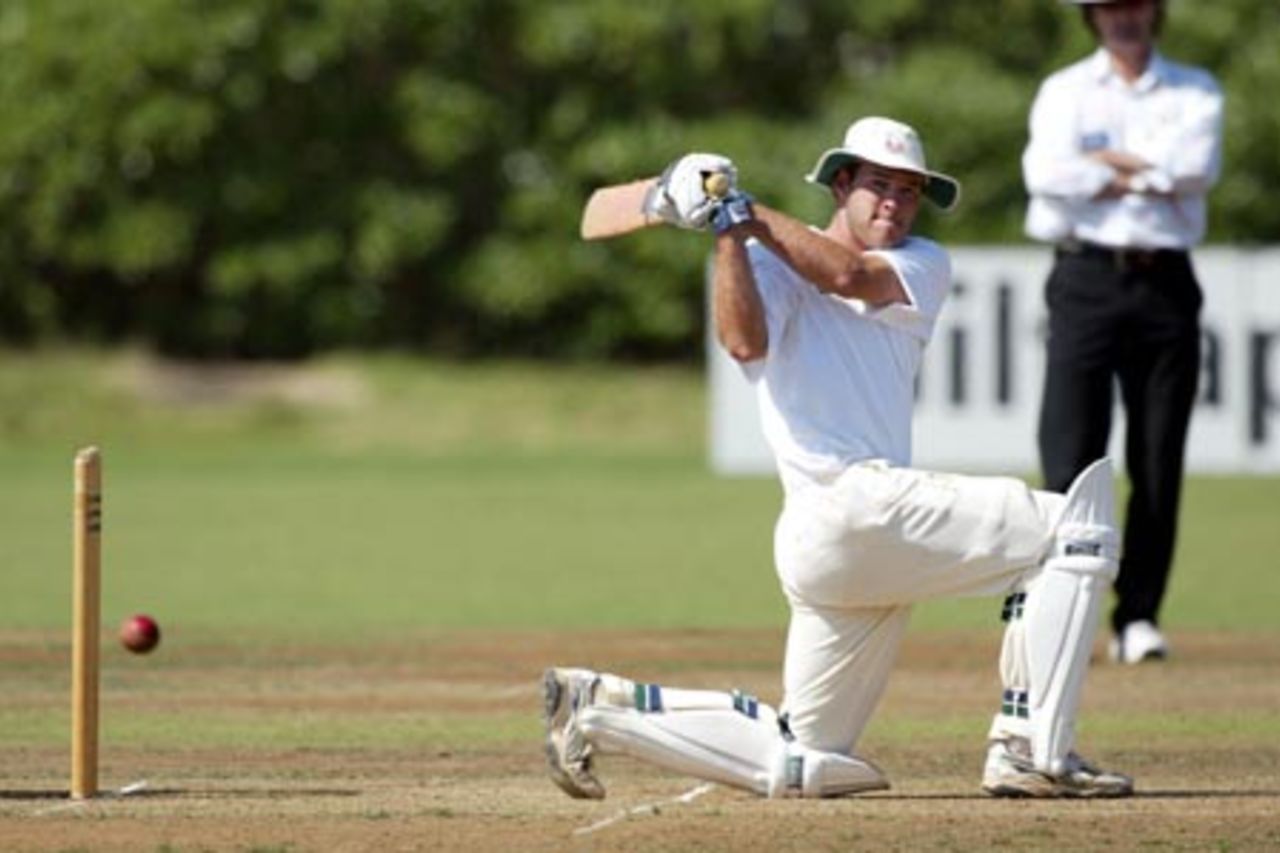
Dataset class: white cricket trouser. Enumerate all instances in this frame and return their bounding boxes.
[773,460,1064,754]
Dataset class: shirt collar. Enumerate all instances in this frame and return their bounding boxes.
[1089,47,1167,93]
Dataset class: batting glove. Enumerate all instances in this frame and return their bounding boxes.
[710,190,754,235]
[644,153,738,231]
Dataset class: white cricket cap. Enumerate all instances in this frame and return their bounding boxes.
[805,116,961,212]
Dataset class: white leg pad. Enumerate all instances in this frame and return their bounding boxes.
[578,706,887,798]
[1024,458,1120,775]
[989,606,1033,741]
[580,706,779,795]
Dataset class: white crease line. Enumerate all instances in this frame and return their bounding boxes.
[33,780,149,816]
[573,783,715,836]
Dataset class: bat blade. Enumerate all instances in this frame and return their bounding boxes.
[580,178,659,240]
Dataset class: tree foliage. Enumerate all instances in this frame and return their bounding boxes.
[0,0,1274,358]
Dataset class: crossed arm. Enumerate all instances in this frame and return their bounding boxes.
[1089,149,1160,198]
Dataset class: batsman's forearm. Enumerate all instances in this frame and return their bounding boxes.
[712,229,768,362]
[749,206,900,305]
[749,206,853,288]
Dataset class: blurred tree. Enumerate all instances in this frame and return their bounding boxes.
[0,0,1272,359]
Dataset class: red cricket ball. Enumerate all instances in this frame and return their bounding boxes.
[120,614,161,654]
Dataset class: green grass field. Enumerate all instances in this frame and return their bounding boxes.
[2,350,1277,850]
[2,348,1276,639]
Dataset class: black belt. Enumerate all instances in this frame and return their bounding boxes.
[1056,239,1188,271]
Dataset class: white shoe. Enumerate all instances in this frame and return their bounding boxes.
[542,668,606,799]
[1108,620,1169,664]
[982,737,1133,798]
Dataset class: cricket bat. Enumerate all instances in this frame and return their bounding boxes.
[579,172,732,240]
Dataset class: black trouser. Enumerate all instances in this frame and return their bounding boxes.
[1037,243,1202,633]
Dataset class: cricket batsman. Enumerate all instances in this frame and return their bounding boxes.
[544,116,1134,799]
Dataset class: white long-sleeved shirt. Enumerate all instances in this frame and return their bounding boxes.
[1022,48,1223,250]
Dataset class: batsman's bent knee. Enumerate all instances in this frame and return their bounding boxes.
[767,742,889,798]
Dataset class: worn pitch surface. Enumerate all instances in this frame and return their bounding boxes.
[2,630,1277,851]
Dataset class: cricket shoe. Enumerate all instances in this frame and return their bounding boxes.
[1108,620,1168,664]
[542,667,606,800]
[982,736,1133,798]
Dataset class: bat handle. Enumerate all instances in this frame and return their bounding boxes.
[702,171,732,199]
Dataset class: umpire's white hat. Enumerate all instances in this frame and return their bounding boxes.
[806,117,961,212]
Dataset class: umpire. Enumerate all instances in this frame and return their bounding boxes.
[1022,0,1223,663]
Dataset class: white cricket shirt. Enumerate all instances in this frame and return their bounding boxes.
[741,236,951,495]
[1022,48,1223,249]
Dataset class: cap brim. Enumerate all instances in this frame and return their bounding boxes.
[804,150,858,189]
[924,174,961,212]
[805,150,961,213]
